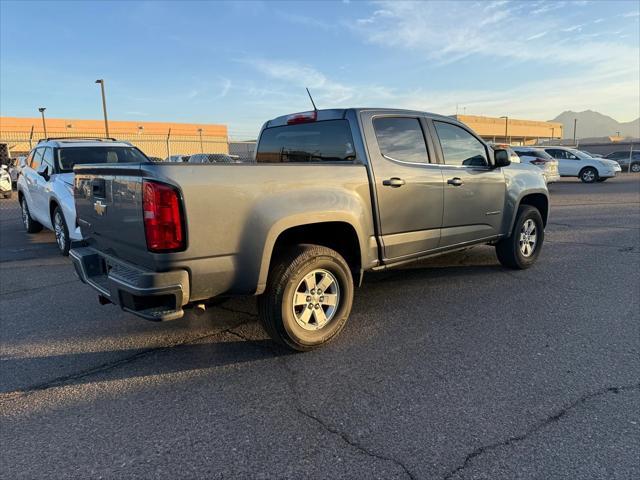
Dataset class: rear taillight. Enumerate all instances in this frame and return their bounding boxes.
[142,180,184,252]
[286,110,317,124]
[530,158,550,165]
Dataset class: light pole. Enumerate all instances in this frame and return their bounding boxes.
[38,107,48,138]
[95,79,110,137]
[198,128,204,153]
[572,118,577,145]
[500,116,508,143]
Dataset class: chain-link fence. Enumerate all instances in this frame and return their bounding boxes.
[0,129,256,163]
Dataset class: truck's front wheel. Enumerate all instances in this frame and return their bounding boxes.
[495,205,544,269]
[258,244,354,351]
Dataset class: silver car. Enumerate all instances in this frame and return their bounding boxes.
[512,147,560,184]
[543,146,621,183]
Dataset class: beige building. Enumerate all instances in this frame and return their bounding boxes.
[454,115,563,145]
[0,117,229,158]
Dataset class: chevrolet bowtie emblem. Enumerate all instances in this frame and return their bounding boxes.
[94,200,107,216]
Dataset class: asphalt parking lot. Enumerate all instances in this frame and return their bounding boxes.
[1,176,639,479]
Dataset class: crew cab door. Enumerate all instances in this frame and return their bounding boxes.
[429,120,506,247]
[361,113,443,261]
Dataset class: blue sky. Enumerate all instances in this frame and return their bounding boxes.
[1,0,638,138]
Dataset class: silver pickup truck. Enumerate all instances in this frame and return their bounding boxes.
[71,108,549,351]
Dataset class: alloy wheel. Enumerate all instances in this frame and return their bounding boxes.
[54,211,66,251]
[519,219,537,257]
[292,269,340,331]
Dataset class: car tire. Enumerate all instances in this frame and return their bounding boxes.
[631,162,640,173]
[258,244,354,351]
[3,191,11,199]
[579,167,598,183]
[52,206,71,256]
[495,205,544,270]
[21,197,43,233]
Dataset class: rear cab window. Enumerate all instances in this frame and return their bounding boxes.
[256,120,356,163]
[57,146,148,173]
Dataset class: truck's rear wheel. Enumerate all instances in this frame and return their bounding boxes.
[258,244,354,351]
[495,205,544,269]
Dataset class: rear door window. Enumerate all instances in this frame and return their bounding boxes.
[433,121,488,167]
[256,120,356,163]
[373,117,430,164]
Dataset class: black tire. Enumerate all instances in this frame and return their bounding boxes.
[20,197,43,233]
[258,244,354,351]
[52,206,71,256]
[495,205,544,270]
[631,162,640,173]
[596,178,607,182]
[3,191,11,199]
[579,167,598,183]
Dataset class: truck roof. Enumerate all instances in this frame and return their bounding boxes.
[265,108,459,128]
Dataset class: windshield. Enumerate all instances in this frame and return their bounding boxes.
[57,146,148,173]
[568,148,591,160]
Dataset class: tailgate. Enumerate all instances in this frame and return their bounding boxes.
[74,164,149,261]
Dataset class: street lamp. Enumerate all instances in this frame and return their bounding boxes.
[500,116,508,143]
[38,107,48,138]
[95,79,110,137]
[197,128,204,153]
[573,118,577,145]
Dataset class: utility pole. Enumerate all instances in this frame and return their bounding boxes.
[500,116,508,143]
[198,128,204,153]
[573,118,577,144]
[95,79,110,137]
[38,107,47,138]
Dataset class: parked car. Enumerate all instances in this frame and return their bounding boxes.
[188,153,238,164]
[165,155,191,163]
[17,138,149,255]
[8,156,25,187]
[71,108,549,351]
[604,150,640,173]
[0,165,12,198]
[512,147,560,184]
[542,146,621,182]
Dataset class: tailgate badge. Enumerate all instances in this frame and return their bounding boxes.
[94,200,107,216]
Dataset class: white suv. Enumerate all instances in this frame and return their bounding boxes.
[542,146,621,183]
[17,138,148,255]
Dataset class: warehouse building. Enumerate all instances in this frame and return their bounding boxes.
[0,117,229,159]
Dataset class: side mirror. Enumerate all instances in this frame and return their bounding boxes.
[37,165,50,181]
[493,149,511,168]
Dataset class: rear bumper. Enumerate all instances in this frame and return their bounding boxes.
[70,247,189,321]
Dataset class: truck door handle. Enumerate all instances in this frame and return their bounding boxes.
[382,177,406,187]
[447,177,463,186]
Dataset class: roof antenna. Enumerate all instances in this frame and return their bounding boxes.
[306,88,318,111]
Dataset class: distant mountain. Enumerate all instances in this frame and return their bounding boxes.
[551,110,639,139]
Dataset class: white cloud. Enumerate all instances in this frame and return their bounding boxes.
[622,10,639,18]
[527,31,548,40]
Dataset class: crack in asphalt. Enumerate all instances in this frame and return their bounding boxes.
[0,317,252,401]
[442,382,640,480]
[225,329,417,479]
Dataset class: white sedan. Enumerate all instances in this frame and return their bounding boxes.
[542,147,621,183]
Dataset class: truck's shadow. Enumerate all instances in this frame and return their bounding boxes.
[4,258,506,395]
